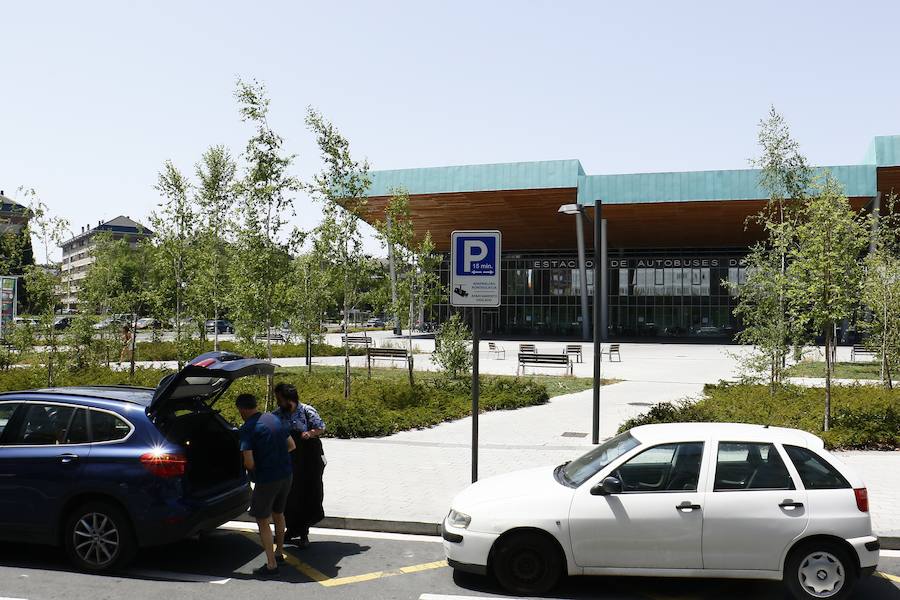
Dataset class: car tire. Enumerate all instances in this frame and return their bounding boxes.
[784,540,857,600]
[492,531,563,596]
[64,501,136,572]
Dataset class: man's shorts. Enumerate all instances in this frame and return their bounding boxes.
[249,475,293,519]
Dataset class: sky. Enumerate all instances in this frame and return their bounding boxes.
[3,0,900,262]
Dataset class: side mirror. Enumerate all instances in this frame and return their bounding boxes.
[591,476,623,496]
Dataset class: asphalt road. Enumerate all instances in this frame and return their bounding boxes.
[0,525,897,600]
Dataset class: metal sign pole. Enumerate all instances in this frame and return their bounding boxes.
[471,306,480,483]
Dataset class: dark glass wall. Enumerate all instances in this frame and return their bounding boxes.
[431,249,747,340]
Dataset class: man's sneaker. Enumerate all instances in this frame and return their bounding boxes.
[252,564,280,578]
[276,553,287,565]
[298,535,311,548]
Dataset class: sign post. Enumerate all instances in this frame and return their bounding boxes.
[450,230,501,483]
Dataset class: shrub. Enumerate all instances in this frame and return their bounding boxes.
[618,382,900,450]
[433,314,472,379]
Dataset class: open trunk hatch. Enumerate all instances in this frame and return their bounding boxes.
[149,351,276,415]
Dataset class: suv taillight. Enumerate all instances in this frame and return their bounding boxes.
[140,452,187,478]
[854,487,869,512]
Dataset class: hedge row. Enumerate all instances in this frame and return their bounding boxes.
[0,366,550,439]
[130,340,366,361]
[618,382,900,450]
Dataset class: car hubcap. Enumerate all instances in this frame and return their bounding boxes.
[798,551,844,598]
[73,512,119,567]
[510,548,543,583]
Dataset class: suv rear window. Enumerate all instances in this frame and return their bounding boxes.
[784,445,850,490]
[90,410,132,442]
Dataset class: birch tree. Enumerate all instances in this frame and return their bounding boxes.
[306,107,371,398]
[787,174,869,430]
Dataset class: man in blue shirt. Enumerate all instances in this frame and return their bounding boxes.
[236,393,295,577]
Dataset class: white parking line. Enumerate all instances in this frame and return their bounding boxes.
[220,521,443,543]
[126,568,231,584]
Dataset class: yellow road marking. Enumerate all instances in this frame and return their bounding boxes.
[878,571,900,584]
[239,531,448,586]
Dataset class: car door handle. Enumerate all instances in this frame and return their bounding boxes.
[676,501,701,512]
[59,453,80,464]
[779,501,804,510]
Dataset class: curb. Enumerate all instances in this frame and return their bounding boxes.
[233,513,899,548]
[235,513,441,536]
[881,536,900,550]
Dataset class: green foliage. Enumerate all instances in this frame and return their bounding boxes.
[618,382,900,450]
[117,340,365,361]
[0,366,551,440]
[433,313,473,379]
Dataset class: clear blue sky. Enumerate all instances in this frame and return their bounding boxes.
[4,0,899,261]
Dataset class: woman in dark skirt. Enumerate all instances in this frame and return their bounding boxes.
[272,382,326,547]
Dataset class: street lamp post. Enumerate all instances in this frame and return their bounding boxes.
[559,200,603,444]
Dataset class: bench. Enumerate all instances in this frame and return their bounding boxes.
[255,331,286,343]
[342,335,375,348]
[603,343,622,362]
[517,353,573,376]
[487,342,506,359]
[564,344,583,363]
[851,344,874,362]
[366,347,412,378]
[519,343,536,354]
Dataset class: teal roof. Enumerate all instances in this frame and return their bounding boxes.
[577,165,875,206]
[863,135,900,167]
[365,159,583,197]
[367,135,893,205]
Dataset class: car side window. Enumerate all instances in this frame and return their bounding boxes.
[0,402,21,441]
[7,404,77,445]
[66,408,89,444]
[783,445,850,490]
[714,442,794,491]
[90,410,131,442]
[614,442,704,492]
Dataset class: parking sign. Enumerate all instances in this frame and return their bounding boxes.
[450,230,501,307]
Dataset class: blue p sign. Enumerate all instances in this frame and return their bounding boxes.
[455,236,496,276]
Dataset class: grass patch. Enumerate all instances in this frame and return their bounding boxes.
[0,365,612,439]
[619,382,900,450]
[786,361,882,380]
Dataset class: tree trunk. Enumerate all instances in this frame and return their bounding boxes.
[824,326,832,432]
[47,322,54,387]
[343,297,351,399]
[129,313,138,378]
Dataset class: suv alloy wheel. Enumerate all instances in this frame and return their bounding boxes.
[64,501,136,572]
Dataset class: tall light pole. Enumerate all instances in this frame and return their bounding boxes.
[559,200,603,444]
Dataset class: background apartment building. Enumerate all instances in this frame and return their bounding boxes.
[59,216,153,311]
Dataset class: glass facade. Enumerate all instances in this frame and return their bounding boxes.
[432,250,747,339]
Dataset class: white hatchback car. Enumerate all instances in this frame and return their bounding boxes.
[443,423,879,600]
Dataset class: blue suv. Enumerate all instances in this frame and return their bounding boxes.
[0,352,274,572]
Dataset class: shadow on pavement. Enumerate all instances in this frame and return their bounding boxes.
[452,569,900,599]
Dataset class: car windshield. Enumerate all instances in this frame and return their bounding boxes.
[558,432,640,487]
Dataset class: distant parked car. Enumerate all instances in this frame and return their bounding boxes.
[0,351,273,572]
[442,423,879,600]
[205,319,234,334]
[14,317,41,328]
[135,318,162,331]
[92,317,117,330]
[365,318,385,328]
[53,316,73,330]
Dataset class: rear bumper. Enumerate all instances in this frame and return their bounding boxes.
[848,535,880,570]
[135,484,251,547]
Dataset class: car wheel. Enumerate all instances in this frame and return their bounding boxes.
[784,541,857,600]
[492,531,563,596]
[64,501,136,572]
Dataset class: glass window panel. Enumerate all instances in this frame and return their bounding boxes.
[618,268,629,296]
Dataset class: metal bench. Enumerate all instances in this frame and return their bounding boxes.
[851,344,874,362]
[603,343,622,362]
[342,335,375,348]
[255,331,286,343]
[366,347,412,378]
[517,353,573,376]
[519,343,537,354]
[487,342,506,359]
[564,344,583,363]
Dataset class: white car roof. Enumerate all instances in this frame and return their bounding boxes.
[628,422,824,449]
